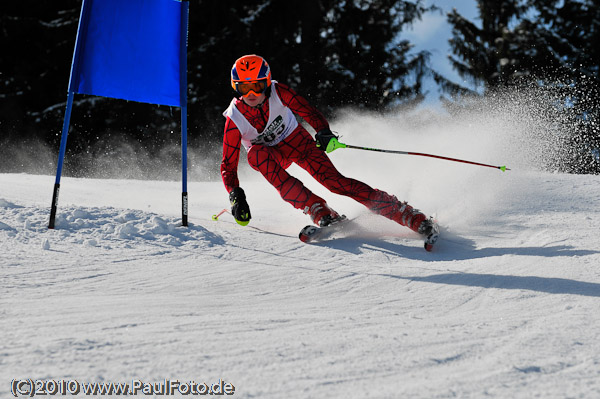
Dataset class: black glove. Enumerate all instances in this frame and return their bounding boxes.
[229,187,251,226]
[315,128,338,152]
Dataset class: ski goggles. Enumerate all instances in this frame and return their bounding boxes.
[234,80,267,97]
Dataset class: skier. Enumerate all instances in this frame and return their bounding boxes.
[221,54,438,247]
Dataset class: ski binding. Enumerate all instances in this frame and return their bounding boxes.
[299,215,349,243]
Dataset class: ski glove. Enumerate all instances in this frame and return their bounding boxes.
[315,128,339,153]
[229,187,251,226]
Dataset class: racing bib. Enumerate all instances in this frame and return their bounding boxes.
[223,81,299,150]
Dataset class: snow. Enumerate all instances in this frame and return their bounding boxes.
[2,109,600,398]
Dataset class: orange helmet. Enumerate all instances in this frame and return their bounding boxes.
[230,54,272,97]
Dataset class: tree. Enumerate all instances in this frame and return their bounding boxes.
[531,0,600,173]
[445,0,533,92]
[191,0,434,116]
[445,0,600,174]
[1,0,434,176]
[1,1,182,176]
[1,2,80,143]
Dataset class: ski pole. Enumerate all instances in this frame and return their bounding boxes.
[212,208,249,226]
[211,208,229,221]
[325,138,510,172]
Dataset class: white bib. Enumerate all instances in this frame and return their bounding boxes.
[223,81,299,150]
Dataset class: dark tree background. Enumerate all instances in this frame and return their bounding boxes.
[0,0,432,178]
[445,0,600,173]
[1,0,598,177]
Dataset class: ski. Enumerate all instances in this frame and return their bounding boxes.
[299,214,440,251]
[299,216,350,243]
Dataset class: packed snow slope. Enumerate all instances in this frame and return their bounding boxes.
[2,106,600,398]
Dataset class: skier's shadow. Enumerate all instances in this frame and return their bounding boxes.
[377,271,600,297]
[316,229,599,262]
[316,232,600,297]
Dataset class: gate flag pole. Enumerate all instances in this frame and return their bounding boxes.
[49,0,190,229]
[48,0,89,229]
[48,91,74,229]
[180,1,189,227]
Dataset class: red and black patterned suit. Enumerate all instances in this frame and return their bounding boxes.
[220,82,426,232]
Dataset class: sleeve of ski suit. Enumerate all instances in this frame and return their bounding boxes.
[274,82,329,133]
[220,117,241,194]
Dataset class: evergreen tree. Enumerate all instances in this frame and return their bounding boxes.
[446,0,600,174]
[1,2,80,143]
[445,0,531,92]
[1,0,434,176]
[530,0,600,173]
[1,2,182,176]
[192,0,433,116]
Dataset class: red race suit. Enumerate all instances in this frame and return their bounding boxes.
[220,81,426,232]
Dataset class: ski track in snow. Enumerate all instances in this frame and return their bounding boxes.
[2,105,600,399]
[2,171,599,399]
